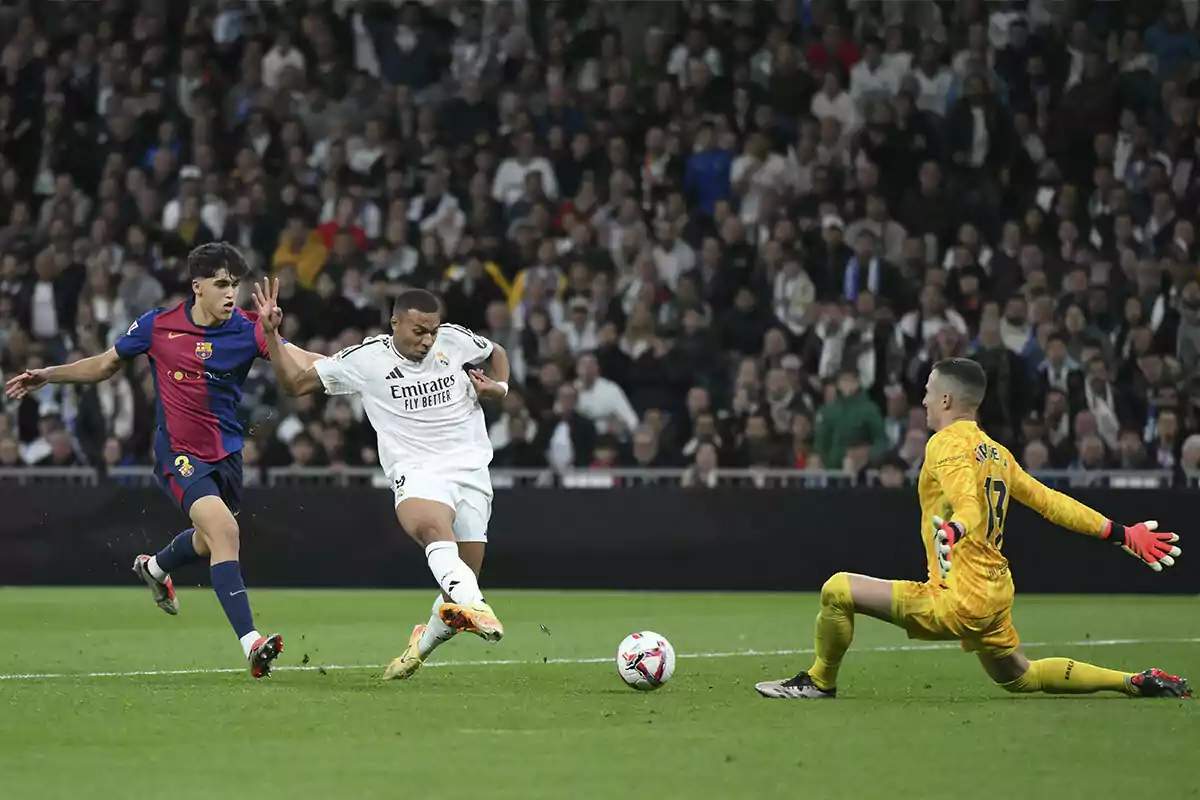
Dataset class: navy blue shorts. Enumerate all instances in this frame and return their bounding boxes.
[154,448,244,517]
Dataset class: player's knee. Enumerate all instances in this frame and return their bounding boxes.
[1000,673,1032,693]
[410,520,452,547]
[998,665,1040,693]
[204,516,241,551]
[396,499,456,547]
[820,573,853,611]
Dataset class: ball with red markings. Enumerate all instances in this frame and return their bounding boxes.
[616,631,676,691]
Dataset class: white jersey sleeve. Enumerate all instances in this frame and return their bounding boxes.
[438,323,495,365]
[313,336,387,395]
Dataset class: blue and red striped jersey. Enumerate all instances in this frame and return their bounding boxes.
[115,299,272,462]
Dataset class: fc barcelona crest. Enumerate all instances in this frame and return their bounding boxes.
[195,341,213,361]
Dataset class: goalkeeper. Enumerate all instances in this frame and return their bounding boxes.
[756,358,1190,700]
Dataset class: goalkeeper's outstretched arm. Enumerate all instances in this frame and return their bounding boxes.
[1009,462,1181,571]
[1009,462,1108,536]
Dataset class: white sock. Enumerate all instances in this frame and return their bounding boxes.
[424,541,484,606]
[146,556,168,583]
[239,630,262,659]
[418,593,457,658]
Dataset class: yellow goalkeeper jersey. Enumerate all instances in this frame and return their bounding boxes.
[917,420,1108,618]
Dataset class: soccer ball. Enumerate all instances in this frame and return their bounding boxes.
[616,631,676,691]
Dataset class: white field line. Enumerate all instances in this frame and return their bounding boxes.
[0,636,1197,682]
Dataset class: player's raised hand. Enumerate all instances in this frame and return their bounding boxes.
[1107,520,1182,572]
[5,369,50,400]
[251,278,283,334]
[467,369,507,401]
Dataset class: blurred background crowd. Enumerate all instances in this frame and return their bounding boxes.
[2,0,1200,485]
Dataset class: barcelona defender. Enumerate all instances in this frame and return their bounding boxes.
[4,243,320,678]
[755,358,1190,700]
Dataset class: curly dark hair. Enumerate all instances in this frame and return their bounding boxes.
[187,242,250,281]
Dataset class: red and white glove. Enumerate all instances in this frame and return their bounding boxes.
[1103,520,1182,572]
[932,515,964,579]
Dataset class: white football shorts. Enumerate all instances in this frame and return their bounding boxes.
[391,466,494,543]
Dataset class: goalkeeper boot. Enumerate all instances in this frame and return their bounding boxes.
[439,601,504,643]
[1130,668,1191,698]
[755,671,837,699]
[248,634,284,679]
[132,555,179,615]
[383,624,426,681]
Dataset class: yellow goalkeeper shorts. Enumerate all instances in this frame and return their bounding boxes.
[892,580,1021,658]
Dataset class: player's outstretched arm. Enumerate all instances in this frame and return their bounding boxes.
[1010,462,1182,571]
[252,279,326,396]
[267,335,326,396]
[1009,462,1108,536]
[282,343,326,371]
[4,348,122,399]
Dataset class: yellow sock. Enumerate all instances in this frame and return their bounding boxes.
[808,572,854,691]
[1001,657,1135,696]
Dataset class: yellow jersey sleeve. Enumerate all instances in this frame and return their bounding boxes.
[1007,458,1108,536]
[926,429,987,537]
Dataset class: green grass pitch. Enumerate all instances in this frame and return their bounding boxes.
[0,588,1196,800]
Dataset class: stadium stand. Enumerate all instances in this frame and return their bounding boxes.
[1,0,1199,489]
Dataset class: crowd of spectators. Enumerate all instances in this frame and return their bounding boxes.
[2,0,1200,486]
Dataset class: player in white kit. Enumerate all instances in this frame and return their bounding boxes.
[253,281,509,679]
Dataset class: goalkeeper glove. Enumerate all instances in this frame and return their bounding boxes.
[1102,520,1182,572]
[932,515,964,579]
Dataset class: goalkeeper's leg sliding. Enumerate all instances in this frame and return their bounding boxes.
[755,572,1192,700]
[984,652,1191,698]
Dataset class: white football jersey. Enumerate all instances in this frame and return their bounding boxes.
[313,324,495,477]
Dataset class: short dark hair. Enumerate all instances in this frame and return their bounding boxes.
[392,288,442,318]
[932,357,987,409]
[188,242,249,281]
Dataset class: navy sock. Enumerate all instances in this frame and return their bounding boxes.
[154,528,202,573]
[210,561,256,639]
